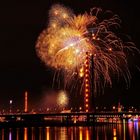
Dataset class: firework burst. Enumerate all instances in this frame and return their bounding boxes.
[57,90,69,107]
[36,4,137,94]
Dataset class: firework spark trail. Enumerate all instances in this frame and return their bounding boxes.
[36,4,138,94]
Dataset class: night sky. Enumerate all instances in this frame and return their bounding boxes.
[0,0,140,111]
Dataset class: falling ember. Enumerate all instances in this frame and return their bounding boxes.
[36,4,138,93]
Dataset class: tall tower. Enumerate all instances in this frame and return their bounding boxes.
[84,52,94,112]
[84,52,90,112]
[24,91,28,113]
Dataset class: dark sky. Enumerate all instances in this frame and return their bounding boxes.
[0,0,140,111]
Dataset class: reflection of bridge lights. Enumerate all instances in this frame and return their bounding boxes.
[24,128,28,140]
[113,128,117,140]
[46,127,50,140]
[9,130,12,140]
[113,128,116,136]
[86,128,89,140]
[79,127,83,140]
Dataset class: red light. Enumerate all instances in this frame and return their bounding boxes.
[86,94,88,97]
[85,84,89,87]
[86,99,88,102]
[85,89,89,92]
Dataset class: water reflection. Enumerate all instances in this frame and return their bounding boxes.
[24,128,28,140]
[79,127,82,140]
[123,119,126,140]
[31,127,35,140]
[86,128,89,140]
[2,129,4,140]
[46,127,50,140]
[113,129,117,140]
[9,129,12,140]
[16,128,19,140]
[134,121,139,139]
[0,122,140,140]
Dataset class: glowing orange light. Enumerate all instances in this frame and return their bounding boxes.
[63,32,66,35]
[62,13,67,18]
[86,104,88,107]
[93,36,96,40]
[86,99,88,102]
[86,94,88,97]
[86,109,88,112]
[109,48,112,51]
[85,84,89,87]
[85,89,89,92]
[113,128,116,136]
[52,23,57,28]
[79,72,84,77]
[80,68,84,72]
[89,53,92,56]
[54,10,58,15]
[79,67,84,77]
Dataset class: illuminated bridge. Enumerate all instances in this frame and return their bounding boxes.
[0,112,139,127]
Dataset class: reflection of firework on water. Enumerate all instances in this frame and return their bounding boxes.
[36,4,138,93]
[57,90,69,107]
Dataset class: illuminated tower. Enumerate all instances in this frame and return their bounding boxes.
[24,91,28,112]
[84,52,90,112]
[84,52,94,113]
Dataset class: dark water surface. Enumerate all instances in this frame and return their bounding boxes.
[0,121,139,140]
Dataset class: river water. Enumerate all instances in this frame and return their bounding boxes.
[0,121,139,140]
